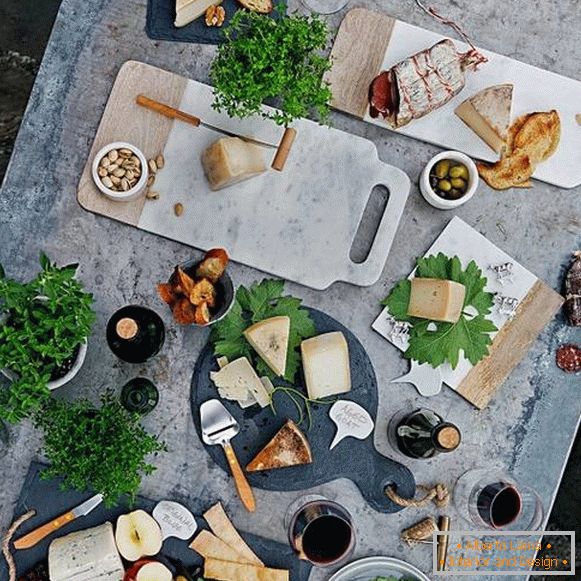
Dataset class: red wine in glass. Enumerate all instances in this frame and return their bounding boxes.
[477,483,522,528]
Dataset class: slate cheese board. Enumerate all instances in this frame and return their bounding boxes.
[2,462,312,580]
[191,308,416,514]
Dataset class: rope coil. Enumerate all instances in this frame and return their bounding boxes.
[386,483,450,508]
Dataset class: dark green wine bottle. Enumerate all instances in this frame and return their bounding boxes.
[121,378,159,414]
[106,306,165,363]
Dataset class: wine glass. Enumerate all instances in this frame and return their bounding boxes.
[300,0,350,16]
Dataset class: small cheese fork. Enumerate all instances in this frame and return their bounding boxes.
[200,399,256,512]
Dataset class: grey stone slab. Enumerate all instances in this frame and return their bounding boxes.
[1,1,580,580]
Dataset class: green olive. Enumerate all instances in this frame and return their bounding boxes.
[450,178,467,190]
[434,160,451,179]
[449,164,469,180]
[438,179,452,192]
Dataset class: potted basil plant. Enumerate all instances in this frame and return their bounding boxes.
[0,254,96,423]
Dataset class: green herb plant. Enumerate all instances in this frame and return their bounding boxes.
[382,253,498,369]
[35,390,166,507]
[269,386,334,430]
[210,6,332,126]
[0,254,96,422]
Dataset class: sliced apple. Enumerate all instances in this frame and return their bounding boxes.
[115,510,163,562]
[135,561,173,581]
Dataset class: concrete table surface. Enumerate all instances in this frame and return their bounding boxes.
[1,0,579,579]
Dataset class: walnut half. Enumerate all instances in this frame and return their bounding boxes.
[205,5,226,27]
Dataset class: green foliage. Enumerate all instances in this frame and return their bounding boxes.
[381,253,497,369]
[35,391,166,507]
[210,6,332,126]
[210,278,316,382]
[0,253,96,422]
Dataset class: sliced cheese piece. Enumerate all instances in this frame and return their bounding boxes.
[455,84,513,153]
[246,419,312,472]
[211,357,271,407]
[190,530,255,564]
[407,278,466,324]
[301,332,351,400]
[260,376,275,394]
[203,502,264,566]
[243,316,290,377]
[48,522,124,581]
[217,356,229,369]
[175,0,222,27]
[202,137,266,191]
[204,558,289,581]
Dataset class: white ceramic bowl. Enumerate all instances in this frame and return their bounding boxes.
[91,142,148,202]
[47,340,88,390]
[420,150,479,210]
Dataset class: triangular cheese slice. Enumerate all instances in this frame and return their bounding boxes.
[246,420,312,472]
[210,357,271,407]
[243,316,290,377]
[455,84,513,153]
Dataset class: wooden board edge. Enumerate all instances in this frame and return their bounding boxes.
[325,8,395,119]
[76,60,187,226]
[456,280,564,410]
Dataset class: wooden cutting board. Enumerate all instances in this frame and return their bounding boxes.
[77,61,410,290]
[325,8,581,189]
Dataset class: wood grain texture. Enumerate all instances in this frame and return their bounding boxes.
[77,61,187,226]
[457,281,564,409]
[325,8,395,119]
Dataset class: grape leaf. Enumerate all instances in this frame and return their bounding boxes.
[210,279,316,382]
[382,254,497,369]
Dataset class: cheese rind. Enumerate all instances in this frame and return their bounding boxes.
[407,278,466,323]
[175,0,222,27]
[211,357,271,407]
[300,332,351,400]
[243,316,290,377]
[202,137,266,191]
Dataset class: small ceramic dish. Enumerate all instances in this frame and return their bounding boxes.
[420,150,479,210]
[91,141,148,202]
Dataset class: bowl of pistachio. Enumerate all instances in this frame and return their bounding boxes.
[420,150,479,210]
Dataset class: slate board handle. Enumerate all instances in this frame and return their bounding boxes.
[343,162,410,287]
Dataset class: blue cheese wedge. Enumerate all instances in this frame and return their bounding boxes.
[243,316,290,377]
[211,357,271,408]
[48,522,124,581]
[175,0,223,27]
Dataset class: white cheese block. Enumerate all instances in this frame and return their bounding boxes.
[201,137,266,191]
[211,357,271,408]
[300,332,351,400]
[407,278,466,324]
[175,0,222,27]
[48,522,124,581]
[243,316,290,377]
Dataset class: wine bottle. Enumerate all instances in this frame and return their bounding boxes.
[121,378,159,414]
[106,306,165,363]
[395,408,461,459]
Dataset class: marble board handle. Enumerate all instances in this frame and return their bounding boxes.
[343,163,410,286]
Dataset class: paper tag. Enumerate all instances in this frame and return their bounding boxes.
[329,400,374,450]
[152,500,198,541]
[391,360,442,397]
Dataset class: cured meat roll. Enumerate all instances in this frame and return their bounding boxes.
[369,39,485,128]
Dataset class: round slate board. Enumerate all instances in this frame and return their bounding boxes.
[191,308,416,513]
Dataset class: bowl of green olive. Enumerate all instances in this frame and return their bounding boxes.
[420,151,478,210]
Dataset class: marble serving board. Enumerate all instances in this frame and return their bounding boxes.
[2,462,312,580]
[372,217,563,409]
[191,308,416,514]
[77,61,411,290]
[326,8,581,189]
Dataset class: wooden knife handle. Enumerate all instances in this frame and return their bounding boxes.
[136,94,201,128]
[223,443,256,512]
[271,127,296,171]
[13,511,75,550]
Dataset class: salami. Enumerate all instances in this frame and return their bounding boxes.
[556,344,581,373]
[564,251,581,326]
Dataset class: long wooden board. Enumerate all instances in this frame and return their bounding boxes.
[326,8,581,189]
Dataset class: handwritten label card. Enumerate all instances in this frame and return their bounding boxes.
[152,500,198,540]
[329,400,374,450]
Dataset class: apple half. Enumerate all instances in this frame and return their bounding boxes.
[135,562,173,581]
[115,510,163,562]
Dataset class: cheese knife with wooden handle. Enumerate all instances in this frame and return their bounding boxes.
[13,493,104,550]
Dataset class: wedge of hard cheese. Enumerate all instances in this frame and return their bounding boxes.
[175,0,223,27]
[210,357,271,407]
[455,84,513,153]
[204,558,289,581]
[243,316,290,377]
[246,419,312,472]
[407,278,466,324]
[48,522,124,581]
[301,331,351,400]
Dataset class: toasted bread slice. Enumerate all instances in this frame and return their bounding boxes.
[237,0,273,13]
[246,420,312,472]
[513,110,561,163]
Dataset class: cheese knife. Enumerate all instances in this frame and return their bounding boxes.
[13,493,104,550]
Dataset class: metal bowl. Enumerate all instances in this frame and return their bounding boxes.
[328,556,432,581]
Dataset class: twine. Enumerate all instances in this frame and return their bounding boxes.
[386,483,450,508]
[2,510,36,581]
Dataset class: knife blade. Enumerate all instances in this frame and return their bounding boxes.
[13,493,104,550]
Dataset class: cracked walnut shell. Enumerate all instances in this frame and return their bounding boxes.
[205,5,225,27]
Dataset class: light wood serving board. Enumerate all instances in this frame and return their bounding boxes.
[326,8,581,189]
[78,61,410,290]
[372,217,564,409]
